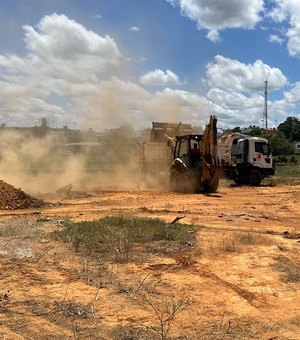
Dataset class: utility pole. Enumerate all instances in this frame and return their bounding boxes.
[263,80,268,129]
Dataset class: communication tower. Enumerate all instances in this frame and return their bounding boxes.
[263,80,268,129]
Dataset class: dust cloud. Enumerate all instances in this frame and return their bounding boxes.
[0,130,83,193]
[0,89,209,195]
[77,78,211,131]
[0,127,168,195]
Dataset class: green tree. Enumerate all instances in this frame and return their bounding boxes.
[268,131,294,156]
[232,126,241,133]
[33,117,49,137]
[40,117,49,128]
[249,125,262,136]
[278,116,300,141]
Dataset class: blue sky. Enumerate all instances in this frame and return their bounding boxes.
[0,0,300,131]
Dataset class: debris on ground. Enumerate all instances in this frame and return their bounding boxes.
[64,190,92,199]
[170,215,185,224]
[53,220,67,228]
[52,183,92,199]
[38,184,92,201]
[0,180,47,210]
[283,231,300,239]
[55,184,73,196]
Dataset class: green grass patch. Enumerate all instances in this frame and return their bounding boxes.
[54,216,195,262]
[275,164,300,178]
[221,163,300,186]
[261,163,300,186]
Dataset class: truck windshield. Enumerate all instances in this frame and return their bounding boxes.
[255,142,270,155]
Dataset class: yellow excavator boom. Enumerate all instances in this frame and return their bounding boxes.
[200,115,219,191]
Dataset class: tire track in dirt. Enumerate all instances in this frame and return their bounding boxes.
[144,260,257,307]
[195,265,257,306]
[1,258,79,285]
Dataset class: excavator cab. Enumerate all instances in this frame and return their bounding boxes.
[173,135,203,168]
[170,115,219,193]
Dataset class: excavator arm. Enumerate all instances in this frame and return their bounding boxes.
[200,115,219,192]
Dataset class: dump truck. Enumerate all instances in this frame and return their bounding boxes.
[169,115,219,193]
[218,133,275,185]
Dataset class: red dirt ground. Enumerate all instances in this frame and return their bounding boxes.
[0,183,299,339]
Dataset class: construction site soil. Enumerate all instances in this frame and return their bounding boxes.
[0,180,47,210]
[0,182,299,339]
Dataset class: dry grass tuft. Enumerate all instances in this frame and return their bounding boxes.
[273,256,300,282]
[210,231,273,254]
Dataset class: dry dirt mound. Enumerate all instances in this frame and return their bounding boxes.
[0,180,47,210]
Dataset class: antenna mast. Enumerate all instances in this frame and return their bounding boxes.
[263,80,268,129]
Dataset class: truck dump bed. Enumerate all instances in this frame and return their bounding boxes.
[150,122,192,142]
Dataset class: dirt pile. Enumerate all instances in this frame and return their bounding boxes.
[0,180,47,210]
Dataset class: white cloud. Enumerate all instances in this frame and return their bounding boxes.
[206,55,287,93]
[207,87,265,127]
[206,29,221,43]
[0,13,213,129]
[268,0,300,57]
[268,34,284,44]
[287,23,300,57]
[129,26,140,32]
[0,54,27,75]
[23,13,120,69]
[268,0,300,23]
[0,13,123,126]
[2,12,298,130]
[204,56,290,128]
[282,81,300,104]
[167,0,264,41]
[140,69,182,86]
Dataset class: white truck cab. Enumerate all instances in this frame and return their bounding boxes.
[219,134,275,185]
[236,137,273,168]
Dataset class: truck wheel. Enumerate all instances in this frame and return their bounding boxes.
[233,177,245,185]
[248,170,262,186]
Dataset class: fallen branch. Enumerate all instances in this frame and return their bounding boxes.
[170,216,185,224]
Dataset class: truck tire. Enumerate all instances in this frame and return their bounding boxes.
[248,169,262,186]
[233,177,245,185]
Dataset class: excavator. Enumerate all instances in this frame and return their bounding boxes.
[169,115,219,193]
